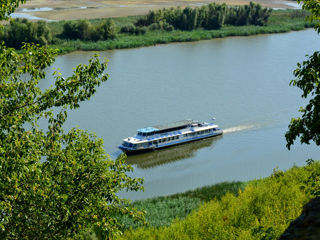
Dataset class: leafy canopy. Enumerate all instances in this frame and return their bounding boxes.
[285,0,320,149]
[0,2,143,239]
[0,0,26,20]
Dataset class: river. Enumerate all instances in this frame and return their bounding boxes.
[43,29,320,200]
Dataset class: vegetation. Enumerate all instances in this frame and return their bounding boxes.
[60,19,117,41]
[135,2,272,31]
[0,0,25,20]
[0,18,52,48]
[50,9,314,54]
[0,2,143,239]
[285,0,320,149]
[118,182,245,230]
[117,161,320,240]
[0,7,313,52]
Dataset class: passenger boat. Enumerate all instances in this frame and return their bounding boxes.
[119,119,223,154]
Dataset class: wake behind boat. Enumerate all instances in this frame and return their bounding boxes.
[119,119,223,154]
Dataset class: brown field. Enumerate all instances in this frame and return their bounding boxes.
[17,0,299,20]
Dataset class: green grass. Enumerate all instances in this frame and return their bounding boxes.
[48,9,315,54]
[117,181,245,230]
[117,161,320,240]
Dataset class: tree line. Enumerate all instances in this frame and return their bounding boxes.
[0,2,272,49]
[135,2,272,30]
[0,18,52,48]
[0,18,117,48]
[60,19,117,41]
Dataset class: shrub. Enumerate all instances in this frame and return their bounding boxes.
[61,19,117,41]
[118,162,320,240]
[135,2,271,31]
[61,20,92,40]
[120,24,136,34]
[0,18,52,48]
[135,26,147,35]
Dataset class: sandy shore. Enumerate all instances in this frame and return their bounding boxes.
[16,0,301,21]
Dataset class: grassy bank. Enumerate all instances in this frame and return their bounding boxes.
[48,9,314,54]
[112,161,320,240]
[118,181,246,231]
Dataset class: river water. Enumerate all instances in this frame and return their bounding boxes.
[44,29,320,200]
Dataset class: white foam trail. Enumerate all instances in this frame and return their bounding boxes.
[223,124,257,134]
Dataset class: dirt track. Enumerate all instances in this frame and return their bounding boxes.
[17,0,300,20]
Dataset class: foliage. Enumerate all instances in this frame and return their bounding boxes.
[0,0,25,20]
[0,42,144,238]
[62,20,92,40]
[148,21,174,31]
[303,159,320,198]
[120,24,137,34]
[120,24,148,35]
[1,9,310,52]
[171,181,246,202]
[50,11,312,54]
[298,0,320,32]
[286,0,320,149]
[117,181,245,230]
[118,162,320,240]
[226,2,272,26]
[135,2,271,31]
[61,19,117,41]
[0,18,52,48]
[285,52,320,149]
[119,196,200,230]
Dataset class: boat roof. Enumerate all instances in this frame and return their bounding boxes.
[137,127,158,133]
[138,120,196,133]
[153,120,196,131]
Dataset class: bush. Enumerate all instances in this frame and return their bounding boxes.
[118,162,320,240]
[135,26,147,35]
[0,18,52,48]
[61,19,117,41]
[120,24,136,34]
[135,2,271,31]
[121,24,147,35]
[148,21,174,32]
[61,20,92,40]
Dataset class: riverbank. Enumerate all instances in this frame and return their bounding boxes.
[114,161,320,240]
[48,9,313,54]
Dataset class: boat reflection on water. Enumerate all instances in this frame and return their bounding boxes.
[125,135,222,169]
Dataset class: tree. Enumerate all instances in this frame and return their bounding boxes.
[285,0,320,149]
[99,19,117,40]
[0,3,143,239]
[0,0,25,20]
[1,19,52,48]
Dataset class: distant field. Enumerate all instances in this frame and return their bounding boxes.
[18,0,300,20]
